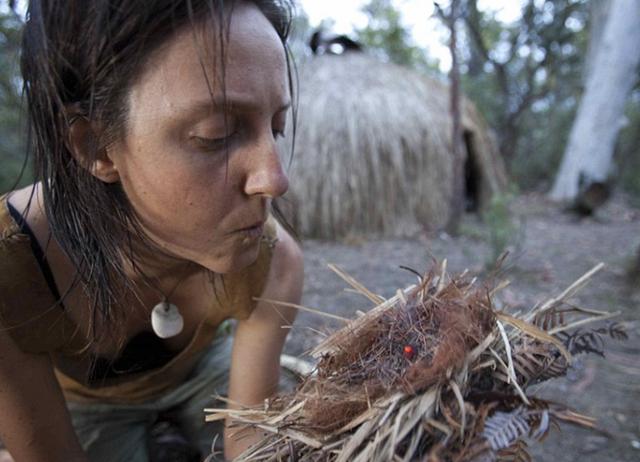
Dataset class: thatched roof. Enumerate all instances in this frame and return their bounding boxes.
[280,52,508,239]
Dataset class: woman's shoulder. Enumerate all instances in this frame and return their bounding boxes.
[0,190,38,275]
[0,190,74,354]
[0,191,26,240]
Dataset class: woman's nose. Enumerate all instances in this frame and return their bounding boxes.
[243,136,289,199]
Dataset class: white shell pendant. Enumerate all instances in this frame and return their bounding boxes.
[151,301,184,339]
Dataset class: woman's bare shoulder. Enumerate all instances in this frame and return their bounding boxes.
[4,183,49,239]
[0,184,72,355]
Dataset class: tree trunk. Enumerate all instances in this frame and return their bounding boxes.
[550,0,640,201]
[582,0,612,86]
[446,0,465,234]
[465,0,484,78]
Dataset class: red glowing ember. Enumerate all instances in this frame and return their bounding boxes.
[403,345,414,360]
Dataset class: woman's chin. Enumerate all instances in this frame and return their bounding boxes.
[201,243,262,274]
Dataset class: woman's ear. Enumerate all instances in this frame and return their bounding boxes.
[66,113,120,183]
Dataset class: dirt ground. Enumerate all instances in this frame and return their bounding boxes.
[283,193,640,462]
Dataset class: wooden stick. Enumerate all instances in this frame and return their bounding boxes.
[328,263,386,305]
[254,297,351,322]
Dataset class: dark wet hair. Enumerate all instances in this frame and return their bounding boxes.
[20,0,296,338]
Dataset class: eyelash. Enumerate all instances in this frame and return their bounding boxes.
[191,133,236,152]
[192,127,285,152]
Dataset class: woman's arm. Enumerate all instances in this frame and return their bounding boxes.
[0,327,88,462]
[224,224,303,460]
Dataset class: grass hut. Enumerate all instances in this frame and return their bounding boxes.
[281,52,508,239]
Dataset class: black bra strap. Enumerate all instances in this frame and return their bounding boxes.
[6,201,65,308]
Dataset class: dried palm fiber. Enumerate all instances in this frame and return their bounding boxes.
[278,52,508,238]
[207,261,627,461]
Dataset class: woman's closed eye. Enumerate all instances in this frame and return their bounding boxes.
[191,129,282,152]
[189,132,237,152]
[272,107,288,140]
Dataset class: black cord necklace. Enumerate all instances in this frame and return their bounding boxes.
[148,262,194,339]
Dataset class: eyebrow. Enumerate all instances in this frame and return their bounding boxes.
[184,95,291,118]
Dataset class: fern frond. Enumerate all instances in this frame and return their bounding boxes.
[558,328,609,356]
[497,439,531,461]
[482,408,530,451]
[601,322,628,341]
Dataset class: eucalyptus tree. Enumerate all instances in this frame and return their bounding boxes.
[550,0,640,201]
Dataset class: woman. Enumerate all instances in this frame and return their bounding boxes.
[0,1,303,461]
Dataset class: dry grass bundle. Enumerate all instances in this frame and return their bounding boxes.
[279,53,508,238]
[208,262,625,461]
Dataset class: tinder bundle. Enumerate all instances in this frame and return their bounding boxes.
[210,262,625,461]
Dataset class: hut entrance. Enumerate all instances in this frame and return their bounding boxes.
[463,130,482,212]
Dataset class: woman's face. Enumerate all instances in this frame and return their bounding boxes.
[108,3,290,273]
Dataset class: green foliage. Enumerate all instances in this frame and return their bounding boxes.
[0,10,28,194]
[627,244,640,285]
[461,0,639,200]
[353,0,604,195]
[355,0,438,73]
[460,189,520,267]
[617,89,640,205]
[511,101,578,191]
[483,192,518,264]
[461,0,590,172]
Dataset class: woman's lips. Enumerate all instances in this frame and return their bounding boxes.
[238,223,264,239]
